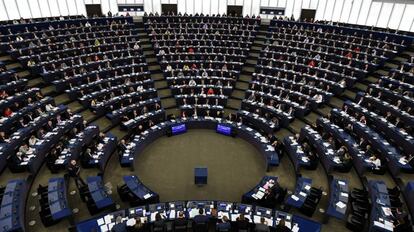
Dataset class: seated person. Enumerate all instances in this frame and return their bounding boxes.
[236,213,250,231]
[0,131,9,143]
[193,208,209,224]
[174,211,188,229]
[368,154,382,170]
[399,154,414,167]
[216,216,231,231]
[255,217,270,232]
[275,219,291,232]
[153,213,166,231]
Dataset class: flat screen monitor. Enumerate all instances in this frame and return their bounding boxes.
[171,124,187,135]
[216,124,232,136]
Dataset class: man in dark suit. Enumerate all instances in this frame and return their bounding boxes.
[216,216,231,231]
[67,159,86,188]
[193,208,209,231]
[174,211,188,230]
[193,208,209,224]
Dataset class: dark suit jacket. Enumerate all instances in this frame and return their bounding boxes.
[193,214,209,224]
[174,217,188,227]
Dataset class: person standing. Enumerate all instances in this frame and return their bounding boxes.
[67,159,86,188]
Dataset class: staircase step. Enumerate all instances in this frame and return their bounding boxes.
[375,69,388,76]
[146,57,157,63]
[143,50,155,56]
[166,108,180,117]
[158,89,173,98]
[151,73,164,81]
[108,126,128,140]
[28,77,43,87]
[366,76,378,83]
[384,62,398,69]
[274,128,293,139]
[227,98,242,109]
[246,59,257,65]
[0,55,10,61]
[67,101,85,113]
[148,65,161,71]
[329,97,344,108]
[41,85,55,96]
[249,52,260,58]
[54,93,71,105]
[288,119,307,133]
[80,109,97,123]
[393,56,407,62]
[231,89,246,99]
[17,70,30,78]
[235,82,249,90]
[6,63,21,70]
[342,90,357,101]
[242,66,255,73]
[314,105,332,117]
[92,117,113,132]
[223,108,237,116]
[154,81,168,89]
[160,97,176,108]
[239,74,252,82]
[354,83,367,92]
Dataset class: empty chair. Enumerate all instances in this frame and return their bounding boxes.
[346,214,365,232]
[387,186,401,197]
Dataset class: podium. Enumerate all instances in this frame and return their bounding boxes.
[194,167,208,185]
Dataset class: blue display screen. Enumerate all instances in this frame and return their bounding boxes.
[171,124,187,135]
[216,124,232,136]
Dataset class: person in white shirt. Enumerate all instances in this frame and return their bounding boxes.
[133,42,140,49]
[28,135,38,146]
[136,85,144,92]
[166,64,172,72]
[45,103,55,112]
[369,155,381,169]
[188,79,196,87]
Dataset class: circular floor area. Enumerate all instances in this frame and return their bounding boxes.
[134,129,266,202]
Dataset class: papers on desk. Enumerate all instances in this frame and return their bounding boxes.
[97,218,105,225]
[374,220,394,231]
[169,210,176,219]
[143,193,152,199]
[189,208,199,218]
[382,207,392,217]
[304,185,311,191]
[291,195,299,201]
[218,211,230,220]
[265,145,275,151]
[253,215,273,225]
[340,192,349,198]
[398,158,407,165]
[299,191,307,197]
[252,190,265,200]
[291,223,300,232]
[336,201,346,209]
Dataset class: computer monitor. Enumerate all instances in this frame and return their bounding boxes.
[171,123,187,135]
[216,124,232,136]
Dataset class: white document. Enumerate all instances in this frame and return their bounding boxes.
[336,201,346,209]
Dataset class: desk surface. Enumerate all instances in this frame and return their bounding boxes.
[75,200,321,232]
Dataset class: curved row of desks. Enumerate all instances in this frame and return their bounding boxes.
[75,200,321,232]
[120,117,280,171]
